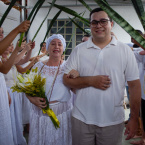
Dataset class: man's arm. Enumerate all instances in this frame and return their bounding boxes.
[124,79,141,140]
[63,74,111,90]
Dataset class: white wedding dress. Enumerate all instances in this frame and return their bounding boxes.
[0,72,14,145]
[28,61,72,145]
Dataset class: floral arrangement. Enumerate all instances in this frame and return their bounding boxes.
[11,67,60,129]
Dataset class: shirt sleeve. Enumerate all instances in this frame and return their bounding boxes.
[64,46,79,74]
[125,46,139,81]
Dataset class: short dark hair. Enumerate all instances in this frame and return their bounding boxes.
[40,42,46,48]
[89,7,112,22]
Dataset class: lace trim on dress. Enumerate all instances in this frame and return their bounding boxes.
[33,61,65,77]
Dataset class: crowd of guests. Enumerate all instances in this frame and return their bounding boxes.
[0,7,145,145]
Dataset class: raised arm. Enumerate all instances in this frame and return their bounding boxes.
[0,44,21,74]
[14,42,30,64]
[17,40,35,65]
[16,56,39,74]
[0,20,30,54]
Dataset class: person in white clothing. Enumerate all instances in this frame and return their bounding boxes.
[130,34,145,145]
[26,34,79,145]
[63,8,141,145]
[0,20,30,145]
[30,41,49,62]
[1,41,38,145]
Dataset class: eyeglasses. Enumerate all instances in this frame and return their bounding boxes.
[90,19,110,27]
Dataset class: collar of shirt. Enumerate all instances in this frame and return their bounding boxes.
[86,35,117,49]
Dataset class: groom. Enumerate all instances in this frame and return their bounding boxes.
[63,7,141,145]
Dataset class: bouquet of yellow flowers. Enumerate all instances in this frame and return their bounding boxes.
[11,67,60,129]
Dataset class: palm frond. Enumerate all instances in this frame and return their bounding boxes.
[63,25,76,55]
[50,3,89,24]
[56,11,85,34]
[131,0,145,31]
[78,0,92,12]
[37,10,62,55]
[69,17,90,35]
[19,0,43,47]
[25,0,45,37]
[32,0,57,42]
[0,0,18,27]
[94,0,145,50]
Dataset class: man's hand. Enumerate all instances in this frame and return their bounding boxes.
[91,75,111,90]
[124,118,138,140]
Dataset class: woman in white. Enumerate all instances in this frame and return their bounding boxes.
[0,66,14,145]
[2,41,38,145]
[0,20,30,145]
[26,34,77,145]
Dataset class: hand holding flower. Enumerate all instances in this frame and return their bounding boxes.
[26,95,47,109]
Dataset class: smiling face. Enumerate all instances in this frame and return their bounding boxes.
[48,39,64,58]
[90,11,113,42]
[0,27,4,41]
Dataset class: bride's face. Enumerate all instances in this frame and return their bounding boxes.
[48,39,63,58]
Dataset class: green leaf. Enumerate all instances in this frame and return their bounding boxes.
[94,0,145,50]
[19,0,43,47]
[0,0,18,27]
[56,11,85,34]
[50,3,89,24]
[63,26,75,55]
[37,10,62,55]
[42,10,62,42]
[131,0,145,31]
[32,0,57,42]
[69,17,90,35]
[64,11,87,55]
[25,0,45,37]
[78,0,92,12]
[18,32,25,47]
[27,0,42,21]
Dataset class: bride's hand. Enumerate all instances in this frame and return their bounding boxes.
[26,95,47,109]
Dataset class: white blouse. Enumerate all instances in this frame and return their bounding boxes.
[33,61,71,102]
[4,66,17,88]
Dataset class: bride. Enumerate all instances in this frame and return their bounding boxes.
[27,34,78,145]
